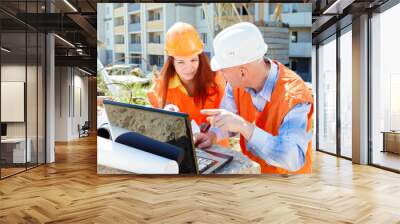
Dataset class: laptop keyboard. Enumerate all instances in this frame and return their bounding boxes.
[197,157,214,171]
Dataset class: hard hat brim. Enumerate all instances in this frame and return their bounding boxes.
[210,57,221,71]
[166,48,203,57]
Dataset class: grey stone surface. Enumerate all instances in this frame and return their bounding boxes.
[205,145,260,174]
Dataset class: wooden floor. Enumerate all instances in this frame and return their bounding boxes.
[373,150,400,171]
[1,163,44,178]
[1,136,400,223]
[1,167,26,178]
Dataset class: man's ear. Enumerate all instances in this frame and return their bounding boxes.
[239,67,248,80]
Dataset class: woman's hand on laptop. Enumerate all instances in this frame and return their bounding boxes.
[194,132,217,148]
[164,104,180,112]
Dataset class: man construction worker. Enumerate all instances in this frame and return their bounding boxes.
[195,22,314,174]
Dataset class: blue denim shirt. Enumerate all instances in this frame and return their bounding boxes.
[212,59,312,171]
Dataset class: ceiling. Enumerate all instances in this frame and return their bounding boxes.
[1,0,394,73]
[0,0,97,74]
[311,0,390,43]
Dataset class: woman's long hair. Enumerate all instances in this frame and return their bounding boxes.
[156,52,220,108]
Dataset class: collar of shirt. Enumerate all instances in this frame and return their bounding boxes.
[168,73,189,95]
[244,58,279,112]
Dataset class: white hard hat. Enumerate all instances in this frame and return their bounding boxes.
[210,22,268,71]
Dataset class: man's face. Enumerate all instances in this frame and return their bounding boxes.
[219,66,246,88]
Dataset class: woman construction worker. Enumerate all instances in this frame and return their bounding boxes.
[147,22,229,147]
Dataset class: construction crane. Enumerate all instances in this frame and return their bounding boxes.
[271,3,283,23]
[202,3,289,65]
[202,3,283,36]
[214,3,253,31]
[201,3,254,37]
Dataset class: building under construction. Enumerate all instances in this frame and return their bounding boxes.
[97,3,312,82]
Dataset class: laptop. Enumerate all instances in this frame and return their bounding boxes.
[103,100,233,174]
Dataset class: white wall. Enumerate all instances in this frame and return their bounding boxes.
[54,66,69,141]
[163,3,174,30]
[195,4,214,55]
[175,6,196,27]
[1,64,25,81]
[72,73,89,138]
[282,12,312,27]
[54,67,89,141]
[1,65,27,138]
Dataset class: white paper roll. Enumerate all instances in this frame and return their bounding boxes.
[97,137,179,174]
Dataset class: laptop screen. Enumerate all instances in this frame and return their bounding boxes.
[103,100,198,174]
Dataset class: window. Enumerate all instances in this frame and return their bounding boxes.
[200,33,207,44]
[114,17,124,26]
[295,59,311,82]
[370,3,400,171]
[339,28,352,159]
[149,55,164,67]
[1,12,46,178]
[291,31,298,43]
[149,32,161,44]
[130,34,140,44]
[115,35,124,44]
[317,36,337,155]
[148,9,161,21]
[130,54,141,64]
[130,14,140,24]
[115,53,125,64]
[291,60,297,71]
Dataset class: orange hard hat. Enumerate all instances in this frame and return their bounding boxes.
[165,22,203,57]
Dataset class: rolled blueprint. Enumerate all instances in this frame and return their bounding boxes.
[97,137,179,174]
[115,132,184,165]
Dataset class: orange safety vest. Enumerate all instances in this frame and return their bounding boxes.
[233,61,314,174]
[147,73,230,147]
